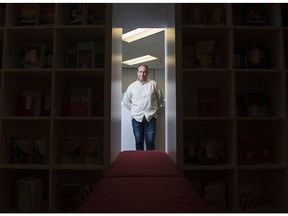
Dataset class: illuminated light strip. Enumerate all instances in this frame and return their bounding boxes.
[122,28,165,43]
[122,55,157,66]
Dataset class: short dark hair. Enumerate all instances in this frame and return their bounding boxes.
[137,64,149,71]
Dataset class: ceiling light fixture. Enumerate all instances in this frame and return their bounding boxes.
[122,55,157,66]
[122,28,165,43]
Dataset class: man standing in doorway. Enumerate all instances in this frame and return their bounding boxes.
[123,64,164,150]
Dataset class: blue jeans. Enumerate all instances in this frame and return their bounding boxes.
[132,117,156,150]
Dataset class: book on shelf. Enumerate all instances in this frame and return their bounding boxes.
[39,4,54,25]
[18,89,51,116]
[77,41,95,68]
[198,88,219,116]
[69,3,86,25]
[204,182,226,212]
[196,40,215,68]
[10,137,33,164]
[60,137,82,164]
[24,43,45,69]
[70,87,91,116]
[19,3,39,26]
[65,46,77,68]
[32,137,49,165]
[40,90,51,116]
[84,137,103,165]
[15,178,43,212]
[18,90,37,116]
[61,184,81,212]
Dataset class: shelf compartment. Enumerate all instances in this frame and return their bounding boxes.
[182,27,231,69]
[237,169,286,212]
[54,27,105,69]
[50,169,102,212]
[183,119,234,166]
[181,3,229,26]
[52,119,104,166]
[182,70,233,117]
[2,70,52,117]
[184,169,235,212]
[233,28,282,69]
[236,119,286,166]
[56,3,106,26]
[0,168,50,212]
[235,71,284,118]
[0,119,50,165]
[4,28,54,69]
[53,70,104,117]
[232,4,280,27]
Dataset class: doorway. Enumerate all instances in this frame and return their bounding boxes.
[111,3,177,161]
[121,29,165,151]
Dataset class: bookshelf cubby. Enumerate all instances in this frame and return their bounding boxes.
[176,3,288,212]
[0,3,111,212]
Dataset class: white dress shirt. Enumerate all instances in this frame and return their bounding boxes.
[123,79,164,122]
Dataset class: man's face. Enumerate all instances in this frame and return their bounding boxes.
[137,66,149,83]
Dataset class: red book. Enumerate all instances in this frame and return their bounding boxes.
[198,88,219,116]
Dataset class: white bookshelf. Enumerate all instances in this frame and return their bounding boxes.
[176,3,288,212]
[0,3,112,212]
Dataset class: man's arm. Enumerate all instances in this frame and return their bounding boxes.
[123,87,132,110]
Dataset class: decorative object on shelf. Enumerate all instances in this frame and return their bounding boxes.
[183,7,206,25]
[245,4,267,26]
[198,88,219,116]
[24,43,45,69]
[258,135,275,164]
[246,44,268,69]
[69,3,86,25]
[247,92,271,117]
[19,3,39,26]
[207,7,224,25]
[232,4,245,25]
[15,178,43,212]
[17,90,37,116]
[10,137,33,164]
